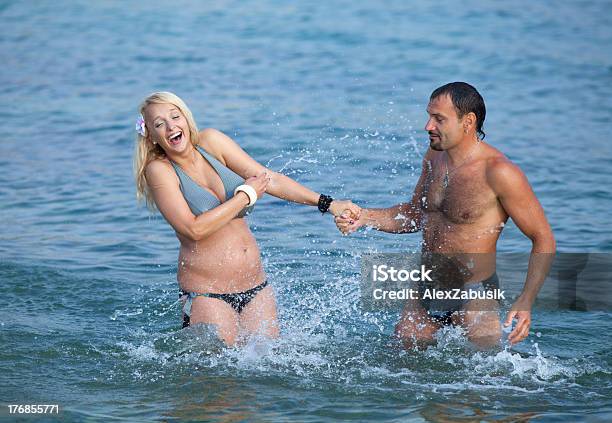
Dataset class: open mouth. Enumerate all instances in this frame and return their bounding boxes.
[168,131,183,145]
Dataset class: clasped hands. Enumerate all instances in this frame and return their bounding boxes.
[329,200,363,235]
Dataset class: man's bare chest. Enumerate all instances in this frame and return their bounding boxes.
[421,165,497,224]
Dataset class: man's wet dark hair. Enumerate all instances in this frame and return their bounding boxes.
[430,82,486,139]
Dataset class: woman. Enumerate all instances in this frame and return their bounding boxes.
[134,92,359,346]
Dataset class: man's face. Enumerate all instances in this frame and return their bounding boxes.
[424,94,463,151]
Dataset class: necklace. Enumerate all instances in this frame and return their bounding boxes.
[443,139,481,188]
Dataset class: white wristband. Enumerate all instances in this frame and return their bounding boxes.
[234,184,258,207]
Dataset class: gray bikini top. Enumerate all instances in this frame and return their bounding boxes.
[170,145,254,218]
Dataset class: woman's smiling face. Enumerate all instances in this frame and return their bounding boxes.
[144,103,191,153]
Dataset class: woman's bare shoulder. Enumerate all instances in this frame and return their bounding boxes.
[145,157,175,184]
[197,128,231,163]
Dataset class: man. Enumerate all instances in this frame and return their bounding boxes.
[336,82,555,348]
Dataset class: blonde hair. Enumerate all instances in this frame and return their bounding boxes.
[133,91,200,210]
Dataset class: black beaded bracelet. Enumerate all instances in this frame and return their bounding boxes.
[318,194,334,213]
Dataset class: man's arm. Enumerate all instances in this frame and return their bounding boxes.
[335,152,431,234]
[354,201,421,234]
[488,158,556,344]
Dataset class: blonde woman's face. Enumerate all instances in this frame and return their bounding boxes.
[144,103,191,154]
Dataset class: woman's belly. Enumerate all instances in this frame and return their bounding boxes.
[176,218,265,293]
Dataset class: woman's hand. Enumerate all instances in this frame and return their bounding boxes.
[329,200,361,219]
[245,172,271,199]
[330,200,363,235]
[335,209,365,235]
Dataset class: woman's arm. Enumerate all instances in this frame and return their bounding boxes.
[201,128,359,217]
[145,160,269,241]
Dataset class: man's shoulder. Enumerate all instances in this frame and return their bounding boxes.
[484,150,528,193]
[485,154,520,177]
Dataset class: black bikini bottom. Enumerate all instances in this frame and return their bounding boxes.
[179,280,269,328]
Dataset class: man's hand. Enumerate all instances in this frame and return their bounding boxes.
[329,200,361,220]
[335,209,366,235]
[504,296,533,345]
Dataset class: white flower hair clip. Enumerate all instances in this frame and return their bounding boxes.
[135,115,146,137]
